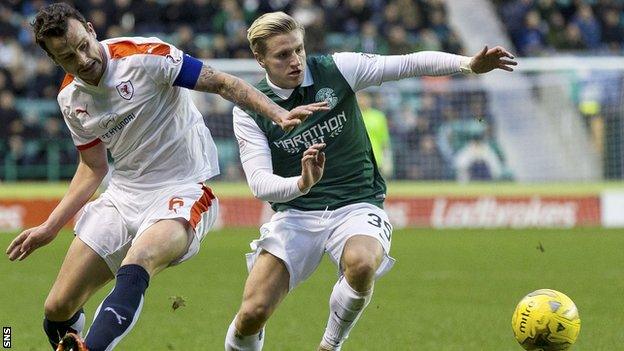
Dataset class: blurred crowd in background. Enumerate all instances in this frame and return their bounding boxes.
[496,0,624,56]
[0,0,623,182]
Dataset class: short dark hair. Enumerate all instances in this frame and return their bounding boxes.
[32,2,88,55]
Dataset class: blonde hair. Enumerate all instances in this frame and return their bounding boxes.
[247,12,304,55]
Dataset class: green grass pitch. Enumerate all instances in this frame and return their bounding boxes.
[1,227,623,350]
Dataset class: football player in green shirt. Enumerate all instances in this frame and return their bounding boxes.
[225,12,516,350]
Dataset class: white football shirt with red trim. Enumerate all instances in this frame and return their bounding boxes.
[57,37,219,191]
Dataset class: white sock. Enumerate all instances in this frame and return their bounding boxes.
[72,312,86,336]
[320,277,373,350]
[224,317,265,351]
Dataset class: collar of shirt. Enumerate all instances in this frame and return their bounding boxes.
[265,66,314,100]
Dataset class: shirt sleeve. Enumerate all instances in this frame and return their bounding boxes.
[233,106,308,202]
[332,51,472,92]
[138,38,187,86]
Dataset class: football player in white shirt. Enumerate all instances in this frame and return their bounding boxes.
[224,12,517,351]
[4,4,327,351]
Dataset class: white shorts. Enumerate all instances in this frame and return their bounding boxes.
[75,182,219,273]
[246,202,395,290]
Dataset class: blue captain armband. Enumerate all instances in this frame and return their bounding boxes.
[173,54,203,88]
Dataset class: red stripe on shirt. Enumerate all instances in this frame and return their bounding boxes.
[108,41,171,59]
[76,139,102,150]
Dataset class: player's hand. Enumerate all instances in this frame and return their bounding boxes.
[278,101,329,131]
[298,143,326,192]
[6,224,57,261]
[469,46,517,73]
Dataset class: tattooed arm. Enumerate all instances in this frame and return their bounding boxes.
[193,64,328,130]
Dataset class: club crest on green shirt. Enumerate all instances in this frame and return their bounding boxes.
[315,87,339,109]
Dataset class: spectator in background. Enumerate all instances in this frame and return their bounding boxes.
[162,0,197,32]
[212,0,247,38]
[0,4,19,38]
[387,25,414,54]
[133,0,164,33]
[397,0,423,35]
[429,9,450,42]
[518,10,548,55]
[600,8,624,52]
[4,104,43,167]
[452,122,504,182]
[358,91,393,178]
[42,116,77,165]
[546,11,567,49]
[417,29,442,51]
[438,116,511,182]
[535,0,554,18]
[499,0,624,55]
[209,33,231,58]
[17,110,43,142]
[292,0,326,54]
[0,90,21,141]
[407,134,449,180]
[578,74,609,160]
[291,0,322,28]
[0,35,24,73]
[444,31,465,54]
[356,21,389,54]
[7,134,28,165]
[381,2,402,36]
[421,0,447,13]
[256,0,292,14]
[571,4,601,49]
[86,8,108,37]
[105,24,127,39]
[229,26,253,58]
[187,0,219,33]
[26,56,61,99]
[109,0,135,32]
[0,68,14,93]
[339,0,373,34]
[42,116,68,143]
[436,106,461,159]
[175,25,201,58]
[393,98,444,180]
[500,0,535,48]
[559,23,586,51]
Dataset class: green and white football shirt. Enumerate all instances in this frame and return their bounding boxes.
[242,55,385,211]
[234,51,467,212]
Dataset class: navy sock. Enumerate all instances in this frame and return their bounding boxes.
[85,264,149,351]
[43,308,85,349]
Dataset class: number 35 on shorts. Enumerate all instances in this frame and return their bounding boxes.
[367,213,393,243]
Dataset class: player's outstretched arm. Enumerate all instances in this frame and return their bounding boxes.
[468,46,517,73]
[297,143,326,193]
[333,48,517,92]
[193,64,328,130]
[6,143,108,261]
